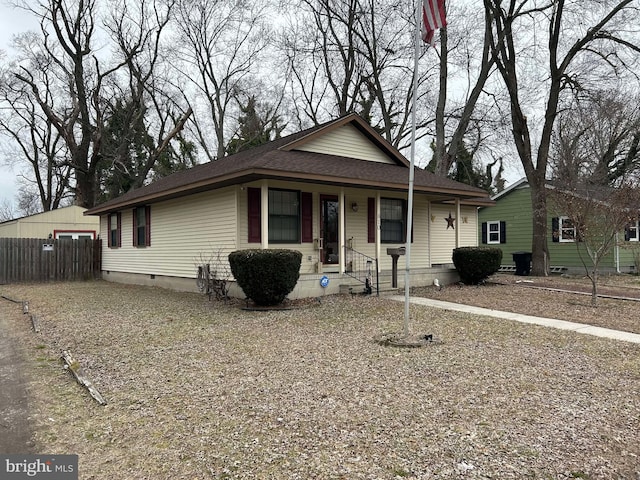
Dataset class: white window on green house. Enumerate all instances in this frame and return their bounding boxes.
[626,220,639,242]
[481,221,506,244]
[488,221,500,244]
[559,216,576,242]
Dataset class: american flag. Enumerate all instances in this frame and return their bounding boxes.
[421,0,447,46]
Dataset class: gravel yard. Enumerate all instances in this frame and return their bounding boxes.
[2,279,640,479]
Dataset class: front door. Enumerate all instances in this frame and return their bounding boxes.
[320,195,339,265]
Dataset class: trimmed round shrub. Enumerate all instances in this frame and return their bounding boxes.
[452,247,502,285]
[228,249,302,306]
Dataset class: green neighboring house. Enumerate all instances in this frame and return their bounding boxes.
[478,178,640,274]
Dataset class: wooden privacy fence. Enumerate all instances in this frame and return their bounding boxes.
[0,238,102,284]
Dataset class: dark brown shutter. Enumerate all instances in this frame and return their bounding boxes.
[301,192,313,243]
[248,187,261,243]
[481,222,487,244]
[499,221,506,244]
[367,197,375,243]
[552,217,559,243]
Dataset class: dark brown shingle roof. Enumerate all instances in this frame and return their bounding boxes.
[85,114,490,215]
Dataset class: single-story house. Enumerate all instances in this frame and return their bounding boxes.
[478,177,639,274]
[85,113,493,298]
[0,205,100,240]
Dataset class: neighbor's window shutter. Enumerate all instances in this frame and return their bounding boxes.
[301,192,313,243]
[367,197,375,243]
[552,217,559,243]
[481,222,487,244]
[499,221,506,244]
[625,225,631,242]
[247,187,261,243]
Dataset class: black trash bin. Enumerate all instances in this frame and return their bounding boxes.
[512,251,532,276]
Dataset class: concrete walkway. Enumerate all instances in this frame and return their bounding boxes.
[388,295,640,345]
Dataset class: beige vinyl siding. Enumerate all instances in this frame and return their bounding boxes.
[295,124,396,164]
[0,205,99,239]
[0,222,18,237]
[458,206,479,247]
[102,188,237,278]
[429,203,460,264]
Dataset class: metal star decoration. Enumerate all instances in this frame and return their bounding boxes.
[445,212,456,229]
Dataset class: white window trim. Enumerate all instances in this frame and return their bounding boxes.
[487,221,501,244]
[559,216,576,243]
[628,220,639,242]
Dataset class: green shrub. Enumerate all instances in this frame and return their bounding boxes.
[452,247,502,285]
[228,249,302,306]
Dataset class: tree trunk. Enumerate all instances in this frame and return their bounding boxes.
[529,181,549,276]
[434,28,448,176]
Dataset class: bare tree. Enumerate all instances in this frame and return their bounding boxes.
[0,198,16,222]
[432,1,504,178]
[551,88,640,187]
[0,34,71,211]
[485,0,640,276]
[8,0,192,208]
[549,183,640,305]
[282,0,435,149]
[173,0,271,161]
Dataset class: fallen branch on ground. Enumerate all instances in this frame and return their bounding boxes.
[61,350,107,406]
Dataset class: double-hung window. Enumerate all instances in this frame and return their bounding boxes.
[107,212,121,248]
[559,216,576,242]
[268,189,300,243]
[481,221,506,244]
[487,221,501,244]
[380,198,406,243]
[133,206,151,247]
[626,220,639,242]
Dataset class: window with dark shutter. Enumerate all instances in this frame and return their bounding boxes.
[247,187,261,243]
[133,206,151,247]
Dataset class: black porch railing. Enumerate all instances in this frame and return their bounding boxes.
[344,246,379,295]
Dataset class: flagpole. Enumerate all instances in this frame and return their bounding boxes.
[403,0,421,338]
